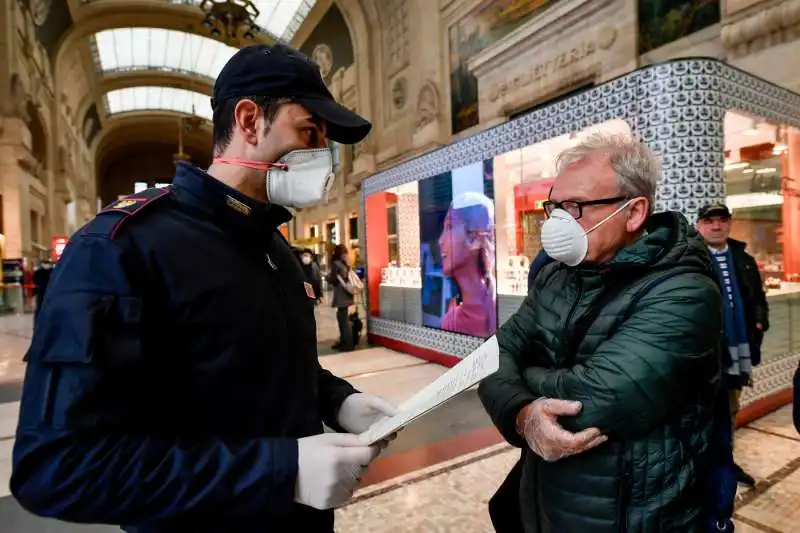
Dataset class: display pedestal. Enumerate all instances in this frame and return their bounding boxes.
[378,285,422,325]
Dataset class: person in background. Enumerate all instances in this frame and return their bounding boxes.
[527,249,553,293]
[31,260,54,318]
[327,244,355,351]
[299,247,323,304]
[696,203,769,488]
[479,133,722,532]
[438,191,497,337]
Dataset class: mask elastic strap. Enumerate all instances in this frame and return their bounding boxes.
[585,198,635,235]
[213,158,289,171]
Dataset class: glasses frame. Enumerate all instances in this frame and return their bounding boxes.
[543,196,628,220]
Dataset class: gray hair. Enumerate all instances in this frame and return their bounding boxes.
[554,133,661,214]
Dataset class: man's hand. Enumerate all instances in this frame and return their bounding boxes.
[337,393,399,434]
[755,322,764,331]
[294,433,384,510]
[517,398,607,462]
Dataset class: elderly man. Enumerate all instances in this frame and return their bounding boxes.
[695,203,769,488]
[479,133,722,533]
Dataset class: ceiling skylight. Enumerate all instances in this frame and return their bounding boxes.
[91,28,238,79]
[105,87,213,120]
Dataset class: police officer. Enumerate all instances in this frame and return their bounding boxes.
[11,44,399,532]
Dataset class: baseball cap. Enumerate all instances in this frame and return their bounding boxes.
[697,203,732,220]
[212,44,371,144]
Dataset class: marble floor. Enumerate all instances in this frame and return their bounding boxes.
[1,313,799,532]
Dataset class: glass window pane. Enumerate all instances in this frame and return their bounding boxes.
[90,28,238,79]
[105,87,213,120]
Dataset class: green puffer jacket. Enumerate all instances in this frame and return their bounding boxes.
[478,212,723,533]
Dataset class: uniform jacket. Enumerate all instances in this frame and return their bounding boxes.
[11,163,358,532]
[479,212,722,533]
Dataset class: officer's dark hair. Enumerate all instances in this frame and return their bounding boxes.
[212,95,291,155]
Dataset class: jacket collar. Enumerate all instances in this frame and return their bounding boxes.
[170,162,292,236]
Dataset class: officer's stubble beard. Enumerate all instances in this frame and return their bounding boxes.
[207,119,282,205]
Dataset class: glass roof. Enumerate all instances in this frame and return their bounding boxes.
[173,0,317,42]
[91,28,238,79]
[105,87,213,120]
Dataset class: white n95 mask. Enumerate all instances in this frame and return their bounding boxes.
[213,148,335,209]
[541,200,633,266]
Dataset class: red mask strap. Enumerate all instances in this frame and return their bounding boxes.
[213,158,289,171]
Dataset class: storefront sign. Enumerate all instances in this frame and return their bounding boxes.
[488,40,597,103]
[51,237,68,261]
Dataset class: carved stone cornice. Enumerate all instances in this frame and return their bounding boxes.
[721,0,800,57]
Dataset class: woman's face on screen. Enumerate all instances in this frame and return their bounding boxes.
[438,209,473,277]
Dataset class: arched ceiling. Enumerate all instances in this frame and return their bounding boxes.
[53,0,327,162]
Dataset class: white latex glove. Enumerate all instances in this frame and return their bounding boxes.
[336,393,399,434]
[294,432,382,510]
[518,398,608,462]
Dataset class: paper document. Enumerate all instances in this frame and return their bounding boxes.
[359,335,500,445]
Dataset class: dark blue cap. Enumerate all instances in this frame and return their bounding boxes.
[212,44,371,144]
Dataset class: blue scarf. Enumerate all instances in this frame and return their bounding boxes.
[709,247,751,376]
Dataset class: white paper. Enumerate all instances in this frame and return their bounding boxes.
[359,335,500,445]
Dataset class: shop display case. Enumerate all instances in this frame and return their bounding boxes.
[361,58,800,406]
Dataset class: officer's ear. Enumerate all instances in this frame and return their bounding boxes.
[234,99,262,146]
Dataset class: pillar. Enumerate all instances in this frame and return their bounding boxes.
[783,130,800,281]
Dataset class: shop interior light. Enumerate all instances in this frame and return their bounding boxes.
[726,192,784,210]
[773,143,788,155]
[755,167,778,174]
[724,161,750,170]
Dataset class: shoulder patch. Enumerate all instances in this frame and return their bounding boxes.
[86,187,172,239]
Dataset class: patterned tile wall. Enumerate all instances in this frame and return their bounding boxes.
[397,193,420,267]
[361,58,800,406]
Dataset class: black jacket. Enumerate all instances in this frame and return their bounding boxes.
[11,163,357,532]
[725,238,769,366]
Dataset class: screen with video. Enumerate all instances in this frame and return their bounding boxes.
[418,160,497,337]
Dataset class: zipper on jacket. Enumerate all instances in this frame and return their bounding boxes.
[561,275,584,366]
[618,443,631,533]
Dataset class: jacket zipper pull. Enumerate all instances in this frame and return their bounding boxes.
[265,253,278,271]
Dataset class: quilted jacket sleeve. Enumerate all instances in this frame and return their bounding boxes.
[522,273,722,439]
[477,296,540,448]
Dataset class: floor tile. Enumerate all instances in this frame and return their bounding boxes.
[320,348,428,378]
[0,402,19,439]
[0,438,13,499]
[737,467,800,532]
[336,448,518,532]
[734,428,800,482]
[347,363,448,406]
[748,406,800,443]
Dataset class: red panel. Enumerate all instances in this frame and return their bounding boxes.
[368,332,462,368]
[365,193,392,317]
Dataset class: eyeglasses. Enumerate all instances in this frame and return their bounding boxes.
[543,196,628,220]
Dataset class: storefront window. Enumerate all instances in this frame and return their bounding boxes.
[364,118,632,338]
[364,182,421,321]
[723,110,800,361]
[723,111,800,294]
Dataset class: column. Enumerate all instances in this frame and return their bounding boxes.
[783,130,800,280]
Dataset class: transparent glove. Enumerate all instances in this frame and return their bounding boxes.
[294,432,383,510]
[337,393,399,434]
[518,398,608,462]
